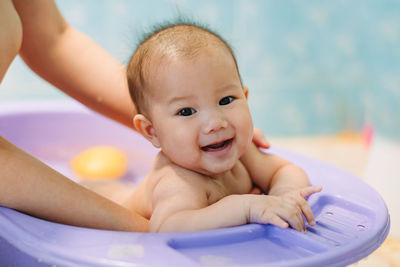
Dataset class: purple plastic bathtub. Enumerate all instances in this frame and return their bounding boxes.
[0,100,390,266]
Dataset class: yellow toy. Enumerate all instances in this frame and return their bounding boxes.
[71,146,128,180]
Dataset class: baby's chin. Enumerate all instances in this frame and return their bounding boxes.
[163,150,242,177]
[196,161,237,178]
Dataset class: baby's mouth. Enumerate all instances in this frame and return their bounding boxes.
[201,138,233,152]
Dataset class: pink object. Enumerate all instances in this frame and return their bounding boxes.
[362,123,374,149]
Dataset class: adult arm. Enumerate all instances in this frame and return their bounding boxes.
[0,0,22,83]
[12,0,135,128]
[0,137,148,232]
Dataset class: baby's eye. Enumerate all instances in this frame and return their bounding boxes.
[178,107,196,116]
[219,96,235,106]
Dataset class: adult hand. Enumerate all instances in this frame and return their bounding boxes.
[253,128,270,149]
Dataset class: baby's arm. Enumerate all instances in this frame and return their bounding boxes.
[150,174,319,232]
[149,174,255,232]
[241,143,322,231]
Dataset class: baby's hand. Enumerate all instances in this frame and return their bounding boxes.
[247,185,322,232]
[277,186,322,229]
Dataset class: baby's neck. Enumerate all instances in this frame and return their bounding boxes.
[208,169,234,180]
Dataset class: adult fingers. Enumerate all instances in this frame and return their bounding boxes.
[252,128,270,149]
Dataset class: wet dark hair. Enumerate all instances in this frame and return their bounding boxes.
[127,19,242,115]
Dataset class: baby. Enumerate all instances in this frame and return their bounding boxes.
[124,22,321,233]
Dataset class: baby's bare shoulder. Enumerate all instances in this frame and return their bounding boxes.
[151,159,207,193]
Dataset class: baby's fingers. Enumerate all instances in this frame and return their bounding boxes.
[285,208,306,232]
[273,202,306,232]
[300,185,322,199]
[261,213,288,229]
[299,199,316,226]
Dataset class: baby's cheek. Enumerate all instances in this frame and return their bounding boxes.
[240,114,254,146]
[162,134,197,164]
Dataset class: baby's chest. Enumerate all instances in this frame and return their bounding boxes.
[208,165,252,203]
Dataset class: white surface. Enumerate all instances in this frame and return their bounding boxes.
[364,136,400,239]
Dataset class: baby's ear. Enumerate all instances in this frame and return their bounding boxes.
[133,114,161,148]
[243,86,249,99]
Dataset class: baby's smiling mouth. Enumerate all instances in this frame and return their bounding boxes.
[201,138,233,152]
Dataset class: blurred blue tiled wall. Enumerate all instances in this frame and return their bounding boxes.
[1,0,399,138]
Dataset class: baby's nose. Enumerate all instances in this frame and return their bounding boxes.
[202,113,228,134]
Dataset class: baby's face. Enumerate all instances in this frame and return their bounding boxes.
[147,46,253,176]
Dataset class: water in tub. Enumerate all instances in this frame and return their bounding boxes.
[41,144,141,205]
